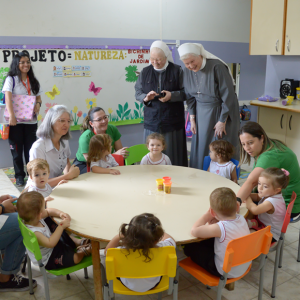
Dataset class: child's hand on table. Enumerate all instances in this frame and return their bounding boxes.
[60,218,70,229]
[58,180,68,186]
[45,196,54,203]
[110,169,121,175]
[60,212,71,221]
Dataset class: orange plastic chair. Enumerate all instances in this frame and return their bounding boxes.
[269,192,296,298]
[111,154,124,166]
[179,226,272,300]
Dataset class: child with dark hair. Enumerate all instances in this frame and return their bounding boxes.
[100,213,175,292]
[87,134,120,175]
[207,140,237,183]
[245,167,289,242]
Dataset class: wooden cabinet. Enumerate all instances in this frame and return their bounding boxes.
[250,0,286,55]
[257,106,300,162]
[250,0,300,55]
[285,112,300,162]
[258,107,287,142]
[285,0,300,55]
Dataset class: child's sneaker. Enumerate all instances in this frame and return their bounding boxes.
[0,274,37,292]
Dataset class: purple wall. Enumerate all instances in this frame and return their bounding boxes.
[0,36,266,168]
[264,56,300,97]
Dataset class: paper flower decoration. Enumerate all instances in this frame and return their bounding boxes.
[77,111,82,117]
[85,98,97,109]
[37,114,42,121]
[108,108,113,114]
[73,106,78,113]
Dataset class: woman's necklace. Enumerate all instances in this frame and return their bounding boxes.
[194,71,202,97]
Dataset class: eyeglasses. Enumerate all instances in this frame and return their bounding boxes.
[58,119,72,124]
[92,115,109,123]
[19,61,31,65]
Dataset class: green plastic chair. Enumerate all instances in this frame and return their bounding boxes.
[125,144,149,165]
[17,216,93,299]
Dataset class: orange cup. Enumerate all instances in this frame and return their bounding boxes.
[163,181,172,194]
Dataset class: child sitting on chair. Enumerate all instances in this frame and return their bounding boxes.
[207,140,237,183]
[100,213,176,292]
[17,191,91,270]
[245,168,288,243]
[26,158,67,202]
[87,134,120,175]
[140,133,172,165]
[184,187,251,278]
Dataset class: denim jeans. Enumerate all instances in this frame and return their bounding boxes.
[0,212,25,275]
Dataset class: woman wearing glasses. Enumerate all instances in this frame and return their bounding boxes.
[27,105,80,187]
[2,52,42,186]
[73,107,128,174]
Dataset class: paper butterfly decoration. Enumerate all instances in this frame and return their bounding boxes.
[45,85,61,100]
[88,82,102,96]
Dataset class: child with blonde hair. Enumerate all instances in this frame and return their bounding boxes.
[245,167,289,242]
[184,187,250,278]
[17,192,91,269]
[100,213,175,292]
[26,159,67,202]
[87,134,120,175]
[207,140,237,183]
[140,133,172,165]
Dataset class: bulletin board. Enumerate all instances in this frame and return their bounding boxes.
[0,45,163,131]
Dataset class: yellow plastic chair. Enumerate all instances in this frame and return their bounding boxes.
[179,226,272,300]
[104,246,178,299]
[125,144,149,165]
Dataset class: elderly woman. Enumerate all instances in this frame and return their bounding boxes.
[178,43,240,170]
[135,40,188,167]
[237,122,300,217]
[73,107,128,174]
[27,105,80,187]
[0,194,37,292]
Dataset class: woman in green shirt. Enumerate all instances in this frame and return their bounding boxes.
[237,121,300,217]
[73,107,129,174]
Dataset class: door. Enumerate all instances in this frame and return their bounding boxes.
[285,0,300,55]
[250,0,286,55]
[285,112,300,162]
[258,107,287,143]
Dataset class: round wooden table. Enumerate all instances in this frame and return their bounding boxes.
[49,165,247,300]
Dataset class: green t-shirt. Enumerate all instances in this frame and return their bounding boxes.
[76,124,121,162]
[254,143,300,213]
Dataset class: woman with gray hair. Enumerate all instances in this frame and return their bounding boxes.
[135,40,188,167]
[27,105,80,187]
[177,43,240,170]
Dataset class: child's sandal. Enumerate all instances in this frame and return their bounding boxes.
[80,238,91,246]
[77,244,92,256]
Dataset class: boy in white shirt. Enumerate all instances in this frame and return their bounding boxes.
[184,187,251,278]
[26,159,67,201]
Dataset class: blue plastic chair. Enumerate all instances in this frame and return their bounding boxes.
[203,156,240,179]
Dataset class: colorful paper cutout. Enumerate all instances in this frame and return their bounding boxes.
[88,82,102,96]
[85,98,97,109]
[45,85,60,100]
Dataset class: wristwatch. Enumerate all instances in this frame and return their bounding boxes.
[0,204,5,214]
[236,197,242,205]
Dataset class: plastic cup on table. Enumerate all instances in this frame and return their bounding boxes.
[163,181,172,194]
[156,179,164,192]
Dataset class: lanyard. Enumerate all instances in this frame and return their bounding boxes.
[21,75,31,95]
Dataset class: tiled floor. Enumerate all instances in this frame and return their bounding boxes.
[1,163,300,300]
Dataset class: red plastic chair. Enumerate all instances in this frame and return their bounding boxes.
[269,191,296,298]
[111,154,124,166]
[86,154,124,173]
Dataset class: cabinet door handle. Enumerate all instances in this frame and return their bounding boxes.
[289,115,292,130]
[280,114,283,128]
[287,39,291,52]
[275,39,279,52]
